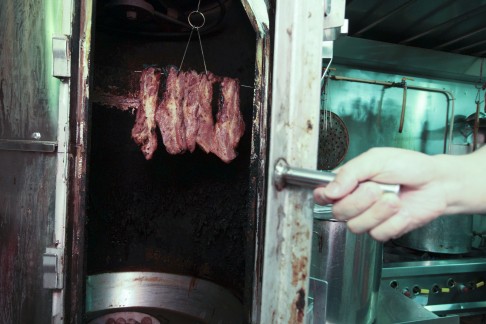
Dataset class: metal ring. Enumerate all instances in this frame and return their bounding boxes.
[187,10,205,29]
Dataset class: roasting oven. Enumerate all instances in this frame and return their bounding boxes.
[1,0,328,323]
[4,0,486,323]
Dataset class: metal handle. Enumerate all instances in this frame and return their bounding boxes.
[274,159,400,194]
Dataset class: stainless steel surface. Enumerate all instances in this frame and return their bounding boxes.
[0,139,57,152]
[321,64,480,161]
[311,219,382,324]
[308,277,328,324]
[333,37,484,83]
[274,158,400,194]
[425,302,486,316]
[375,284,460,324]
[382,258,486,316]
[383,258,486,277]
[261,0,324,322]
[85,272,244,324]
[330,74,455,154]
[52,35,71,78]
[395,215,473,254]
[322,0,346,41]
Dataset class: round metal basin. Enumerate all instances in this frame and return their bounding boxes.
[86,272,244,324]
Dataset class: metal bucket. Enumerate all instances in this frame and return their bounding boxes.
[394,215,473,254]
[311,208,382,324]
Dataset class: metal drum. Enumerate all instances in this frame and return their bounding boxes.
[394,215,473,254]
[311,208,382,324]
[85,272,244,324]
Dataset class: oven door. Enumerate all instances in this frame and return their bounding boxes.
[0,1,75,323]
[260,0,324,323]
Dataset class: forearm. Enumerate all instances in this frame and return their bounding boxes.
[437,146,486,215]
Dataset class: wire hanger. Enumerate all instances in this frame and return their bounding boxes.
[179,0,208,74]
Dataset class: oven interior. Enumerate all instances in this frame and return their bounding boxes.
[85,0,259,322]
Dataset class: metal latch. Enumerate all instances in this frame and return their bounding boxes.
[52,35,71,79]
[43,248,63,289]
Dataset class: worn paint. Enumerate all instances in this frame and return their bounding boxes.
[261,0,323,322]
[0,0,64,322]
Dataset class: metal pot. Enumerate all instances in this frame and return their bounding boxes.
[311,212,382,324]
[394,214,473,254]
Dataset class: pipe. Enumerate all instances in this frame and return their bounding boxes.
[331,75,456,154]
[399,5,486,44]
[398,77,414,133]
[473,100,480,151]
[434,25,486,50]
[354,0,416,36]
[399,80,407,133]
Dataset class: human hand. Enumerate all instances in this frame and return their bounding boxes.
[313,148,452,241]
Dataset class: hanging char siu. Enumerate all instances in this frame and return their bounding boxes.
[131,66,244,163]
[212,77,245,163]
[195,71,218,154]
[156,66,187,154]
[131,67,161,160]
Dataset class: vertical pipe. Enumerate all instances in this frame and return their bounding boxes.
[399,81,407,133]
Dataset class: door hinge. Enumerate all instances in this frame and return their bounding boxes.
[43,248,64,289]
[52,35,71,79]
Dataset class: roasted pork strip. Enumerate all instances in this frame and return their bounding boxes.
[156,66,187,154]
[212,77,245,163]
[195,72,218,153]
[182,70,202,153]
[131,67,161,160]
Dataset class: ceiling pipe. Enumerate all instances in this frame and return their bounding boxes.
[434,25,486,50]
[399,5,486,44]
[396,0,455,34]
[330,75,455,154]
[453,39,486,53]
[353,0,416,36]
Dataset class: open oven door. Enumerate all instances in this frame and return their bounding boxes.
[259,0,345,323]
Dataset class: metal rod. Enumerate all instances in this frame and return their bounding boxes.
[434,25,486,50]
[0,139,57,152]
[274,159,400,194]
[399,81,407,133]
[399,5,486,44]
[354,0,416,36]
[453,39,486,53]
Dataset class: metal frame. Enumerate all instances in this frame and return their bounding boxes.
[64,0,94,322]
[261,0,323,322]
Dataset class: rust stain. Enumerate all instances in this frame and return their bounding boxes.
[289,288,306,323]
[291,255,308,286]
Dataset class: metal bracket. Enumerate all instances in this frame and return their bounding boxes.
[0,139,57,153]
[52,35,71,79]
[43,248,64,289]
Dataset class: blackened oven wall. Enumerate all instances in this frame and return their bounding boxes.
[87,1,257,298]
